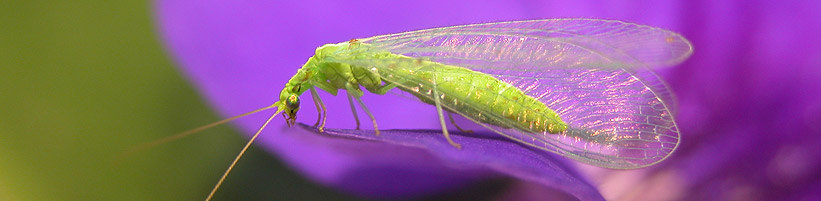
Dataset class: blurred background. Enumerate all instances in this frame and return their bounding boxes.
[0,1,356,200]
[3,1,820,201]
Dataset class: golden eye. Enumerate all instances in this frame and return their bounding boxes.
[286,95,300,109]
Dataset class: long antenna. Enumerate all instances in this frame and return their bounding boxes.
[205,106,284,201]
[119,104,278,159]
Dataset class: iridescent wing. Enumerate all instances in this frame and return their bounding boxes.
[333,19,692,169]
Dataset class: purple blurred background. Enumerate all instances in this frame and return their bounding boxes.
[157,0,821,200]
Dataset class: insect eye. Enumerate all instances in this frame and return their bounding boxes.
[285,95,300,109]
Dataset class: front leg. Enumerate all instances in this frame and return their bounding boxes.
[310,88,327,132]
[309,81,338,132]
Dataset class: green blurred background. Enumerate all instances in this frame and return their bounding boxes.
[0,1,352,200]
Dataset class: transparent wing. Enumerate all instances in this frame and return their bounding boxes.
[359,18,693,70]
[332,19,689,169]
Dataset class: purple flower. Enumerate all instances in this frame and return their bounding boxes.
[157,0,821,200]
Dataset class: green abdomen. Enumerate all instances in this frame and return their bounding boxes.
[391,63,568,134]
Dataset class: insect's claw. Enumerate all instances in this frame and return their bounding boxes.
[282,112,289,127]
[283,117,295,128]
[455,127,473,133]
[450,142,462,149]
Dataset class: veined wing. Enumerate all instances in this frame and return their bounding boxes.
[359,18,693,70]
[331,19,690,169]
[354,18,688,113]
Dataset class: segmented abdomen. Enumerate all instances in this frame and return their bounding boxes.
[385,62,568,134]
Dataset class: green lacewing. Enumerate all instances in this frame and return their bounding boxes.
[148,18,692,200]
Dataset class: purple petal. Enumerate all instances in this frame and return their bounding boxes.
[156,0,660,199]
[153,0,821,200]
[588,1,821,200]
[294,124,603,200]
